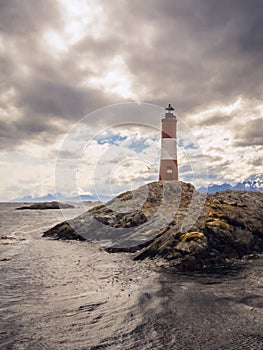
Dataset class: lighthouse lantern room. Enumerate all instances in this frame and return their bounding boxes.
[159,104,178,181]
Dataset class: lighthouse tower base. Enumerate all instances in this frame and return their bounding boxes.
[159,159,178,181]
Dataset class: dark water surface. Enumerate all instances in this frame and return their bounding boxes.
[0,203,262,350]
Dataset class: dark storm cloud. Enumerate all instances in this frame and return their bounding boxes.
[107,0,263,113]
[0,0,63,149]
[0,119,16,149]
[0,0,62,36]
[201,114,230,127]
[249,157,263,167]
[234,118,263,146]
[0,0,118,150]
[0,0,263,151]
[0,112,63,151]
[16,75,115,120]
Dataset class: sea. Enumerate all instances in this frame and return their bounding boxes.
[0,202,262,350]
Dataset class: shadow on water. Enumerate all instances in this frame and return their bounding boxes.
[91,260,263,350]
[158,262,248,284]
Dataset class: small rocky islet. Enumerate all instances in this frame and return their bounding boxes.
[42,181,263,271]
[16,201,74,210]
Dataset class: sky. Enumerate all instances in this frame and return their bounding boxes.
[0,0,263,200]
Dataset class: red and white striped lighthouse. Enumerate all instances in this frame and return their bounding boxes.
[159,104,178,181]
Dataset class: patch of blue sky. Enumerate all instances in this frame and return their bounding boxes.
[184,142,199,150]
[177,139,184,148]
[177,138,198,150]
[129,139,150,153]
[95,133,127,145]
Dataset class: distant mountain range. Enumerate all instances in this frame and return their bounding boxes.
[10,174,263,201]
[11,192,113,203]
[198,174,263,194]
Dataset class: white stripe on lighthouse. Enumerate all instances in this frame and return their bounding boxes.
[161,138,177,160]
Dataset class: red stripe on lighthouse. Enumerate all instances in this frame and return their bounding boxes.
[161,118,177,138]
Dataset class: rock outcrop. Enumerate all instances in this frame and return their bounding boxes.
[16,201,74,210]
[43,181,196,245]
[42,181,263,270]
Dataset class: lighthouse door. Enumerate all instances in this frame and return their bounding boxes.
[166,166,173,180]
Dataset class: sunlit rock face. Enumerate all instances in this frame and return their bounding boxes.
[135,189,263,270]
[43,181,263,270]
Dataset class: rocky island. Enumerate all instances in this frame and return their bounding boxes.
[43,181,263,271]
[17,201,75,210]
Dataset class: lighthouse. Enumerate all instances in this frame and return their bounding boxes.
[159,104,178,181]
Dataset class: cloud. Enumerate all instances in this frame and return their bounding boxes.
[234,118,263,146]
[1,0,263,145]
[111,0,263,112]
[0,0,263,199]
[0,0,120,151]
[0,0,62,36]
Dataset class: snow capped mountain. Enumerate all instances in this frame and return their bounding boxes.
[199,174,263,194]
[243,174,263,192]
